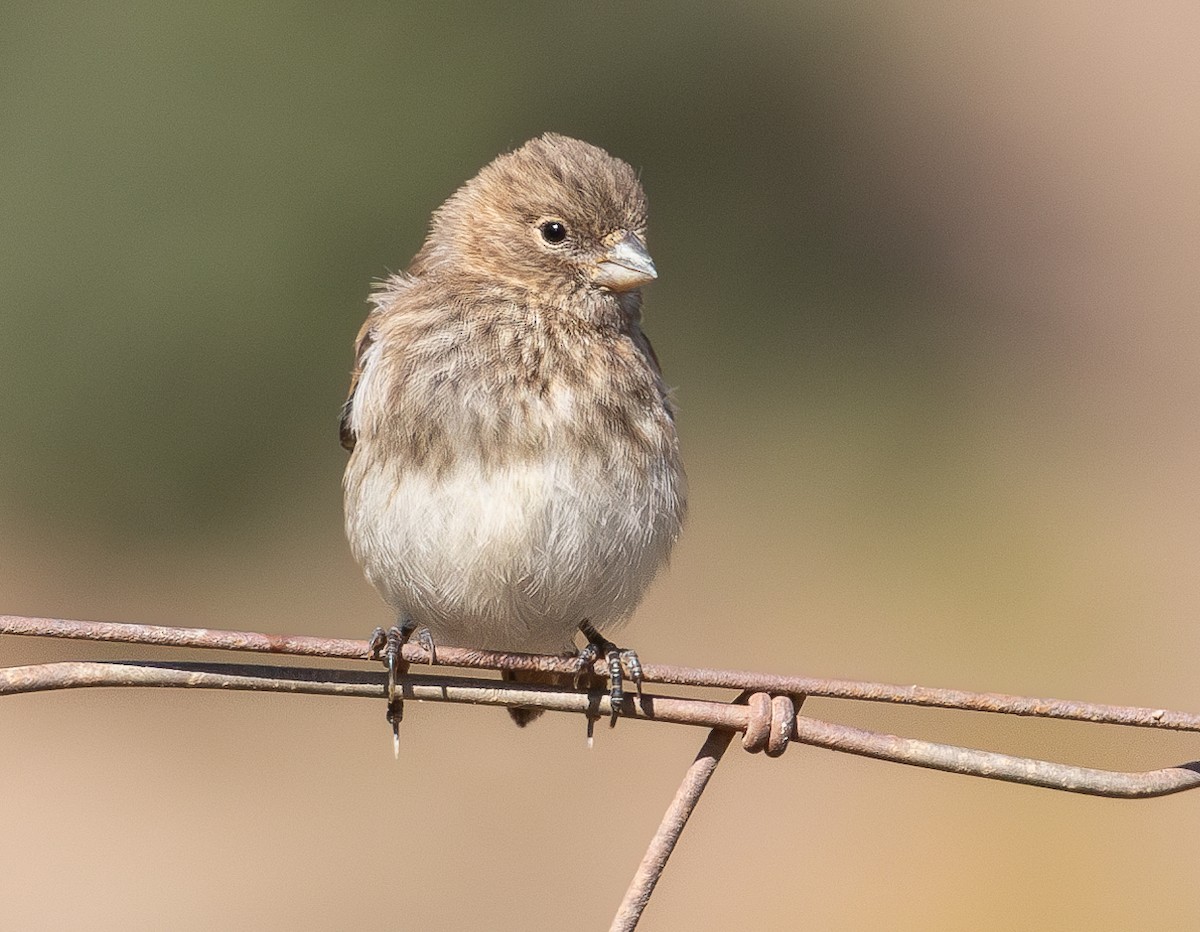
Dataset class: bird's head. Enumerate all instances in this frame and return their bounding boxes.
[414,133,656,300]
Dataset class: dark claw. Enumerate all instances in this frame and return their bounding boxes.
[416,626,437,665]
[623,649,644,698]
[578,621,642,727]
[573,640,600,690]
[374,620,428,756]
[367,626,388,660]
[606,651,625,724]
[383,623,410,713]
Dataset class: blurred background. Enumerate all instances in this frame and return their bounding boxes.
[3,2,1199,929]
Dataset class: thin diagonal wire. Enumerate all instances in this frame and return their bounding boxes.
[610,726,737,932]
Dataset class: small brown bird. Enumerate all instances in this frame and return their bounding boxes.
[340,133,686,733]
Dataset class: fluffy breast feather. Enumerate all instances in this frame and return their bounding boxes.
[344,443,683,652]
[341,282,686,652]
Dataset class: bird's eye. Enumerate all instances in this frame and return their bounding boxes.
[539,220,568,244]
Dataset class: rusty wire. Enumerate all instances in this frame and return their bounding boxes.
[609,690,803,932]
[4,612,1200,930]
[6,613,1199,732]
[3,613,1200,797]
[610,722,740,932]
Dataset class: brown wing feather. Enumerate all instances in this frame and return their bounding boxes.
[339,315,378,452]
[636,326,663,377]
[630,323,679,424]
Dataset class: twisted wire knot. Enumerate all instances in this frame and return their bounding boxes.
[740,691,803,757]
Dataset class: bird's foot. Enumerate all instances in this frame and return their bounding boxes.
[577,621,643,728]
[368,620,435,756]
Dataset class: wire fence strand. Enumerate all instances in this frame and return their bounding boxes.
[5,614,1199,731]
[3,614,1198,799]
[5,612,1200,931]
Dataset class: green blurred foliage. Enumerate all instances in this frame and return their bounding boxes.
[1,2,964,541]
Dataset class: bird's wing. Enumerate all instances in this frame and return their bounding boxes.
[636,325,663,377]
[340,274,419,452]
[338,314,377,452]
[630,323,679,422]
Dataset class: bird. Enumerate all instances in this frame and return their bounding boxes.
[339,133,686,738]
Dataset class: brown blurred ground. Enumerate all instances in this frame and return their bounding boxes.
[3,3,1200,929]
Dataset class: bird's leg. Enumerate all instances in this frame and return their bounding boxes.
[577,620,643,727]
[368,618,435,754]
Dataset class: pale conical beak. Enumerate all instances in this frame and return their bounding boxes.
[592,232,657,292]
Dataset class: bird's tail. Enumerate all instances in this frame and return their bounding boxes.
[502,669,567,726]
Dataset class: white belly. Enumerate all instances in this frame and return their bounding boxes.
[344,452,683,653]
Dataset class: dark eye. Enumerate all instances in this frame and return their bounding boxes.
[539,220,567,244]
